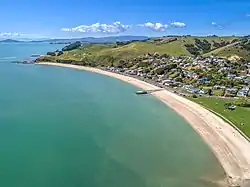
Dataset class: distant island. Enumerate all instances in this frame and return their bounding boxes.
[0,39,22,43]
[0,35,149,44]
[46,35,149,44]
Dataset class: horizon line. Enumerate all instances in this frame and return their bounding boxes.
[0,34,248,41]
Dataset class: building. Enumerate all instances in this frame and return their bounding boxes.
[225,88,238,97]
[237,87,249,97]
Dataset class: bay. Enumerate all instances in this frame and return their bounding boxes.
[0,43,225,187]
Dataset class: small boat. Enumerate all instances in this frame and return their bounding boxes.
[136,90,148,95]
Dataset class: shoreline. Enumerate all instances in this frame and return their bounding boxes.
[37,62,250,187]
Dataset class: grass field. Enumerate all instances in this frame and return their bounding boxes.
[189,97,250,138]
[215,46,250,61]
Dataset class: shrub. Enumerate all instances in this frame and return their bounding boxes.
[185,44,200,56]
[62,41,81,51]
[154,67,165,75]
[47,52,56,56]
[166,63,178,70]
[138,61,150,67]
[192,94,198,98]
[234,97,250,107]
[194,39,211,53]
[208,89,212,96]
[175,77,183,82]
[213,41,229,48]
[57,51,63,56]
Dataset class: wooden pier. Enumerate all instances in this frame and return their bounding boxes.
[135,89,164,95]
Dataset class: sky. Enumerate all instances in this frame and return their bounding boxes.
[0,0,250,39]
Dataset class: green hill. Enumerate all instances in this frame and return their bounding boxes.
[38,36,250,66]
[0,39,21,43]
[205,37,250,60]
[215,46,250,60]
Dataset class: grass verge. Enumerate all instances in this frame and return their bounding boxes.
[189,97,250,139]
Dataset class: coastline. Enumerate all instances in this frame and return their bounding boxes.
[37,62,250,187]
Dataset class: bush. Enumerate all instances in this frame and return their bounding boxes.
[57,51,63,56]
[185,44,200,56]
[36,56,56,62]
[166,63,178,70]
[170,72,180,79]
[212,89,225,96]
[143,68,151,74]
[175,77,183,82]
[154,67,165,75]
[234,97,250,107]
[47,52,56,56]
[194,39,211,53]
[138,61,150,67]
[62,41,81,51]
[208,89,212,96]
[213,41,229,48]
[192,94,198,98]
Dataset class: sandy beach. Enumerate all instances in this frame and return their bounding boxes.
[38,62,250,186]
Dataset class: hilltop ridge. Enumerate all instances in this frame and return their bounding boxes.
[38,35,250,65]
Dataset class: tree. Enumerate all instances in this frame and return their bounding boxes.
[138,61,150,67]
[185,44,200,56]
[57,51,63,56]
[208,89,212,96]
[143,68,151,74]
[154,67,165,75]
[175,77,183,82]
[194,68,203,74]
[192,94,198,98]
[47,52,56,56]
[62,41,81,51]
[234,97,250,107]
[194,39,211,53]
[165,63,177,71]
[221,89,226,96]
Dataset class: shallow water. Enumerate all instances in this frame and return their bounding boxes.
[0,43,225,187]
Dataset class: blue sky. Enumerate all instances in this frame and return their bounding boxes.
[0,0,250,38]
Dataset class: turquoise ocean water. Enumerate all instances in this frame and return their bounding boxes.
[0,43,225,187]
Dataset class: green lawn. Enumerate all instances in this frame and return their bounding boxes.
[189,97,250,138]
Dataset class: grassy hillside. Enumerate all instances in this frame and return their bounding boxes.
[211,45,250,60]
[205,36,250,60]
[38,36,247,65]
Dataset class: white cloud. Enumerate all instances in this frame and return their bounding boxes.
[211,22,224,30]
[246,14,250,17]
[138,22,168,32]
[170,22,186,28]
[0,32,20,37]
[61,22,130,34]
[0,32,49,39]
[61,28,71,32]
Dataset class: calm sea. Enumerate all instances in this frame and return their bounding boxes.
[0,43,225,187]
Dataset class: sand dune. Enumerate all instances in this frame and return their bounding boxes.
[37,62,250,187]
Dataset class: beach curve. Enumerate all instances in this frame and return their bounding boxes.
[37,62,250,187]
